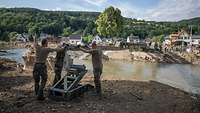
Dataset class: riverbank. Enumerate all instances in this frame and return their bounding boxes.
[0,41,33,50]
[0,58,200,113]
[1,42,199,65]
[103,49,200,64]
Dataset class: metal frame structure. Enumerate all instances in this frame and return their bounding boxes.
[48,64,94,101]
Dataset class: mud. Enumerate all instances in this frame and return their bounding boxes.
[0,58,17,72]
[0,69,199,113]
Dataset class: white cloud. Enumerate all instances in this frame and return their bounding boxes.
[84,0,107,6]
[143,0,200,21]
[43,7,61,11]
[54,7,62,11]
[112,5,135,18]
[105,2,137,18]
[43,8,50,11]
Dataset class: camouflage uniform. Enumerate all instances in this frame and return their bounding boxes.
[93,67,103,96]
[53,49,65,85]
[80,47,103,96]
[33,45,60,100]
[33,63,47,97]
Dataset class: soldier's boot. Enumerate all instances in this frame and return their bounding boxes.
[37,75,47,101]
[34,83,39,95]
[94,75,102,99]
[37,89,45,101]
[95,83,102,99]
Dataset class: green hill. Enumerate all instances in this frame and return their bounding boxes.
[0,7,200,41]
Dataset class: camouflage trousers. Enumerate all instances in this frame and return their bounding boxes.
[53,67,62,85]
[93,68,103,96]
[33,63,47,98]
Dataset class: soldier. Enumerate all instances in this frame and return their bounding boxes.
[79,42,103,98]
[53,44,66,85]
[33,38,62,100]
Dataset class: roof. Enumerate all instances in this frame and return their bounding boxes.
[191,35,200,39]
[127,36,139,42]
[164,36,170,39]
[170,33,179,37]
[69,34,82,40]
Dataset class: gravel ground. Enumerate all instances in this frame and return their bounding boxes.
[0,68,200,113]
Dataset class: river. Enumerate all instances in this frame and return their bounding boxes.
[1,48,200,94]
[0,48,28,63]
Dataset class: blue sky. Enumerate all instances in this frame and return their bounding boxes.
[0,0,200,21]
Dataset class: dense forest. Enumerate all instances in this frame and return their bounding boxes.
[0,7,200,41]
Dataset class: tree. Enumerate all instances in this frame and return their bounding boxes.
[62,27,72,37]
[9,32,18,41]
[95,6,123,38]
[152,35,164,44]
[82,35,93,44]
[28,25,41,38]
[83,21,96,36]
[0,8,98,41]
[0,31,9,41]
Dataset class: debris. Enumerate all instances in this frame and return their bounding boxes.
[67,105,72,108]
[129,92,143,100]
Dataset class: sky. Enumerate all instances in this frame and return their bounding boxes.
[0,0,200,21]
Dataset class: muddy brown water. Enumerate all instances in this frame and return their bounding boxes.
[75,58,200,95]
[1,48,200,94]
[0,48,28,63]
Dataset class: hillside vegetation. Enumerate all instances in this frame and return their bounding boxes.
[0,8,200,41]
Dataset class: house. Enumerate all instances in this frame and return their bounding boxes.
[106,38,113,44]
[163,30,200,47]
[127,34,140,43]
[145,38,152,46]
[177,30,191,44]
[114,38,124,47]
[46,37,60,43]
[68,34,82,45]
[163,35,171,45]
[16,34,29,42]
[168,30,191,46]
[92,35,102,44]
[102,38,113,45]
[169,32,179,43]
[191,35,200,45]
[61,36,70,43]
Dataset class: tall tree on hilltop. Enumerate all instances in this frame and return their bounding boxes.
[95,6,123,38]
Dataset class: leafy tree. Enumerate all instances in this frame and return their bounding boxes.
[152,35,164,44]
[0,8,98,41]
[62,27,72,37]
[0,31,9,41]
[83,21,96,36]
[82,35,93,44]
[9,32,18,41]
[0,7,200,42]
[96,6,123,38]
[28,25,41,38]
